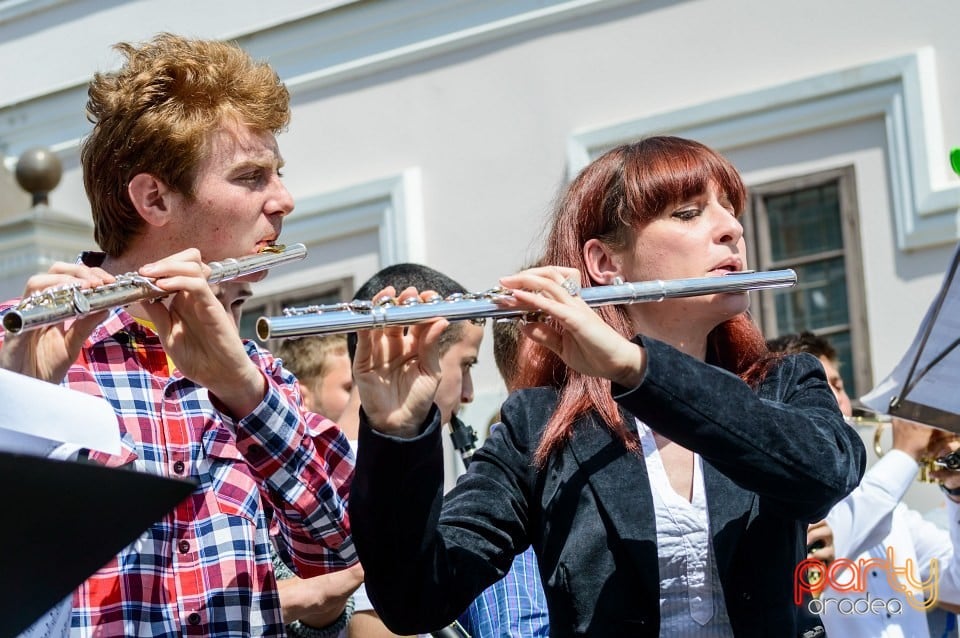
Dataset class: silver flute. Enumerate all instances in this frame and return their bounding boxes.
[256,268,797,341]
[2,243,307,335]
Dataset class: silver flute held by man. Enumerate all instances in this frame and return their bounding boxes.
[1,243,308,335]
[256,268,797,341]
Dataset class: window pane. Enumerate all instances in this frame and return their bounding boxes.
[751,168,866,398]
[286,290,342,309]
[239,290,341,342]
[765,182,843,261]
[772,257,849,332]
[828,330,857,399]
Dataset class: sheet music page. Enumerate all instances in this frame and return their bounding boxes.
[0,369,120,456]
[861,243,960,424]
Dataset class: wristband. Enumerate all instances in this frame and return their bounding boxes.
[273,551,355,637]
[940,482,960,498]
[287,596,355,638]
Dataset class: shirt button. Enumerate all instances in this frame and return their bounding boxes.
[178,540,190,554]
[173,460,185,474]
[187,612,201,625]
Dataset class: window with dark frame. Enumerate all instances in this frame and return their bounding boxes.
[744,166,871,399]
[239,282,348,346]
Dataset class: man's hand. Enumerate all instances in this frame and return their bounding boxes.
[806,520,835,564]
[137,249,266,416]
[0,263,113,383]
[891,417,936,462]
[927,427,960,498]
[278,563,364,628]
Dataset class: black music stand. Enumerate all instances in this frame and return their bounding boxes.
[0,452,194,637]
[861,242,960,431]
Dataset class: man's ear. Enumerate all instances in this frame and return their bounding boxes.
[127,173,174,227]
[583,238,623,285]
[298,380,315,411]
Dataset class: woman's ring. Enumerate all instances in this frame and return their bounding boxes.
[560,277,580,297]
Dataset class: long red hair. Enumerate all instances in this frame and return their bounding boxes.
[517,137,776,467]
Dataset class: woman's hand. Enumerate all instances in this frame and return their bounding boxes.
[352,287,448,437]
[497,266,646,388]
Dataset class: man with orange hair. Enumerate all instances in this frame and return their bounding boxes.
[0,34,355,637]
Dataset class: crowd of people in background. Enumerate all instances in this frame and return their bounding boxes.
[3,31,960,638]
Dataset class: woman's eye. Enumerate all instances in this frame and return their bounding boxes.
[672,208,700,220]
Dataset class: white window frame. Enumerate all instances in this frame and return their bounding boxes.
[566,48,960,251]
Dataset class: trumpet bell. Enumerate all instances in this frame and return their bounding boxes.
[862,414,960,482]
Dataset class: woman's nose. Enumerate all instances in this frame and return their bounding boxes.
[714,205,743,245]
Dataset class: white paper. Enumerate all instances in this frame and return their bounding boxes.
[0,369,120,456]
[861,242,960,427]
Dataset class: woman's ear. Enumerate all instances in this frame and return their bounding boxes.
[127,173,173,227]
[583,238,622,285]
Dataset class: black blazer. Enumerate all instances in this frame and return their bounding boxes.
[351,337,866,637]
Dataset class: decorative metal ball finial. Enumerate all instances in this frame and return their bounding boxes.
[15,147,62,207]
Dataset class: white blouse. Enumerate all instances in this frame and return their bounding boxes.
[637,419,734,638]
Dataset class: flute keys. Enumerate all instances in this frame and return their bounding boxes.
[72,288,91,313]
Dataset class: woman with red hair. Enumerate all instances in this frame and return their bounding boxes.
[350,136,866,638]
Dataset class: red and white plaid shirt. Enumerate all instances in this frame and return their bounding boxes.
[1,305,356,637]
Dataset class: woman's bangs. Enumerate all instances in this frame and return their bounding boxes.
[634,142,746,216]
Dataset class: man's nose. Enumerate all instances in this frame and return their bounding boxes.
[461,372,474,404]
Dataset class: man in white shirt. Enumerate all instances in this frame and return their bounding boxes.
[769,331,960,637]
[816,417,960,637]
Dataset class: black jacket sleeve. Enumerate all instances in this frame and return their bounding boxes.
[616,336,866,521]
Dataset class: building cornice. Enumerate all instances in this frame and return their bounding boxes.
[0,0,636,169]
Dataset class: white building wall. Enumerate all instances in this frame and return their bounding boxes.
[2,0,959,497]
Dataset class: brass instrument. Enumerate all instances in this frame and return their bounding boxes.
[850,413,894,458]
[864,412,960,482]
[255,268,798,341]
[2,243,307,335]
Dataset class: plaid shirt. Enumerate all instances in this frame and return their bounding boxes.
[2,304,356,637]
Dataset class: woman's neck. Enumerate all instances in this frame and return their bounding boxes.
[630,310,713,361]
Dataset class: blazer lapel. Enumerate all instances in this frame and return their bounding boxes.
[566,412,756,604]
[703,461,755,581]
[567,413,659,595]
